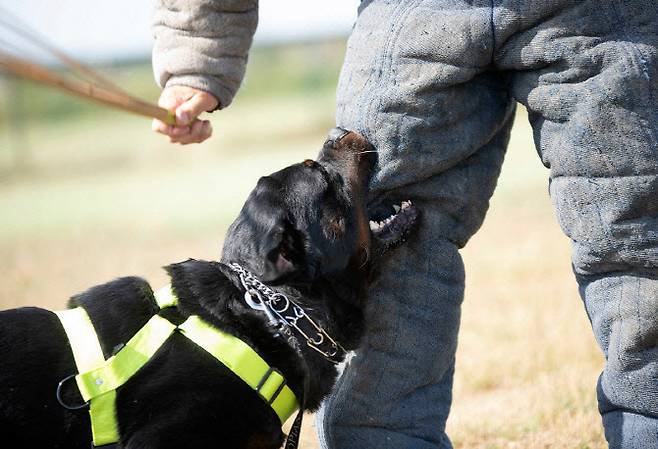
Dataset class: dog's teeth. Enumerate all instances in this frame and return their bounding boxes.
[401,200,411,210]
[393,205,400,213]
[369,220,378,231]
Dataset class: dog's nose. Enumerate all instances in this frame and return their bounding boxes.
[322,128,374,156]
[318,128,376,189]
[325,127,350,146]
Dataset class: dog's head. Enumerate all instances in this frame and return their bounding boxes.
[221,128,418,287]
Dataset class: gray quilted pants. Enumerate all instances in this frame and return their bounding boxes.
[316,1,658,448]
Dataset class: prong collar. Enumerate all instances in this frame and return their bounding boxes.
[228,263,347,365]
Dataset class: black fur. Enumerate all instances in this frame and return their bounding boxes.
[0,130,397,449]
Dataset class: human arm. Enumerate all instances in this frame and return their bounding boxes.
[151,0,258,144]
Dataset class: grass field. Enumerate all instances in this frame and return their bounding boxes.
[0,39,606,448]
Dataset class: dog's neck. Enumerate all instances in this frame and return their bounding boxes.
[165,259,363,411]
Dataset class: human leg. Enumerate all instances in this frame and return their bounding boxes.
[317,1,516,448]
[497,1,658,447]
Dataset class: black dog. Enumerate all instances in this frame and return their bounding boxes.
[0,129,418,449]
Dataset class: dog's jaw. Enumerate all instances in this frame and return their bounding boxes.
[369,200,420,250]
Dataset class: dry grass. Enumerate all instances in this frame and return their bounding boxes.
[0,68,606,448]
[447,109,605,449]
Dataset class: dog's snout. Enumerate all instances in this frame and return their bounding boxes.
[326,127,350,145]
[318,129,377,184]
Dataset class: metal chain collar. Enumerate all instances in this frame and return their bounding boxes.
[228,263,346,365]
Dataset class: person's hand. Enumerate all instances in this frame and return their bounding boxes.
[152,85,219,145]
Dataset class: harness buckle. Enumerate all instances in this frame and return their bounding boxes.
[255,366,287,405]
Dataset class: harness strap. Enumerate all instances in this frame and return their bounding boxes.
[179,316,298,424]
[154,284,177,309]
[56,284,300,447]
[55,308,105,370]
[157,284,298,423]
[55,308,120,446]
[75,315,177,400]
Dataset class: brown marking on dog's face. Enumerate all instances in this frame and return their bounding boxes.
[317,131,375,264]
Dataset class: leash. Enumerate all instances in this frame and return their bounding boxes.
[0,6,177,125]
[284,398,305,449]
[0,6,127,96]
[0,52,176,125]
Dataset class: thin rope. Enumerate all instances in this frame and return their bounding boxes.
[0,5,129,97]
[0,8,177,125]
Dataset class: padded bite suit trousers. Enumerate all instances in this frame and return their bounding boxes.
[316,1,658,448]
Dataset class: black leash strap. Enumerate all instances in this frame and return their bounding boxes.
[284,385,306,449]
[284,406,304,449]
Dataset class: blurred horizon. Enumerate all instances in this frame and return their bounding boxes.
[0,0,360,64]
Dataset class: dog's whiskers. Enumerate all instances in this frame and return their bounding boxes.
[358,150,378,154]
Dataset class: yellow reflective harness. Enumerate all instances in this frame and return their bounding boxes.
[55,285,299,448]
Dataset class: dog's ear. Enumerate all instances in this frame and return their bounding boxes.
[261,220,305,284]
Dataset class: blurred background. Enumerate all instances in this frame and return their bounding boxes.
[0,1,606,447]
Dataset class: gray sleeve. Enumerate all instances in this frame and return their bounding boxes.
[152,0,258,109]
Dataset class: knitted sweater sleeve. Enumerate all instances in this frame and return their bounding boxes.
[152,0,258,109]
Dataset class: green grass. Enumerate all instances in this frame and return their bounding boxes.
[0,39,346,240]
[0,39,346,127]
[0,93,336,239]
